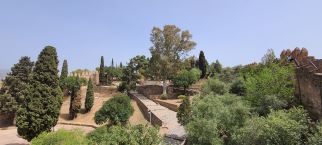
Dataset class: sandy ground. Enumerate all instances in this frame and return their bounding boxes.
[0,127,29,145]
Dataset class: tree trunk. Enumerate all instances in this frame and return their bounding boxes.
[162,79,167,95]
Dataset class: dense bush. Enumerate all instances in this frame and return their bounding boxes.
[308,123,322,145]
[62,76,87,94]
[186,94,250,144]
[201,78,228,96]
[243,64,295,115]
[232,107,311,145]
[229,78,246,96]
[31,129,88,145]
[94,94,133,125]
[87,124,161,145]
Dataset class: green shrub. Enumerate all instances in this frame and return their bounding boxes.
[186,94,250,144]
[160,94,167,100]
[201,78,228,96]
[178,95,186,100]
[229,78,246,96]
[87,124,161,145]
[172,68,200,93]
[244,64,295,115]
[308,123,322,145]
[232,107,311,145]
[31,129,88,145]
[94,94,133,125]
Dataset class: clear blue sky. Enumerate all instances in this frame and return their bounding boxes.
[1,0,322,71]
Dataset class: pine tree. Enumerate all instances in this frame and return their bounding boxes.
[99,56,107,85]
[16,46,63,141]
[0,93,17,123]
[69,76,81,119]
[198,51,207,78]
[85,79,94,112]
[120,62,123,68]
[2,56,33,104]
[177,96,191,126]
[0,56,33,124]
[60,59,68,89]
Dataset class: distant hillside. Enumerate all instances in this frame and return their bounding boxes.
[0,69,9,80]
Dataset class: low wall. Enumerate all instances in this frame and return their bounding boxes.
[136,85,198,99]
[153,99,179,112]
[128,92,163,126]
[94,86,117,95]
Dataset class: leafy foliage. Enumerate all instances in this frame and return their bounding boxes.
[16,46,63,141]
[243,63,295,115]
[229,78,246,96]
[61,76,87,94]
[87,124,161,145]
[308,123,322,145]
[0,93,17,115]
[94,94,133,125]
[232,107,311,145]
[172,68,200,93]
[85,79,94,112]
[201,78,228,96]
[149,25,196,94]
[177,95,191,125]
[31,129,88,145]
[118,56,146,92]
[186,94,250,144]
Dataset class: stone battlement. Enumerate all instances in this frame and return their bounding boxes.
[281,48,322,120]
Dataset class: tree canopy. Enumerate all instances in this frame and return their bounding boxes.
[149,25,196,95]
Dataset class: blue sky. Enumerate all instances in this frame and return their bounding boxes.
[0,0,322,71]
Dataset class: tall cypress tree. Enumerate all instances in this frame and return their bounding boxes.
[60,59,68,89]
[198,51,207,78]
[69,76,81,119]
[16,46,63,141]
[99,56,106,85]
[85,79,94,112]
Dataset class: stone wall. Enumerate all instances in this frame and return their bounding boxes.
[70,71,99,85]
[281,48,322,120]
[93,86,117,95]
[128,92,163,126]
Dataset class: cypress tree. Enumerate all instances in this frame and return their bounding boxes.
[111,58,114,68]
[177,96,191,125]
[16,46,63,141]
[69,76,81,119]
[60,59,68,89]
[85,79,94,112]
[198,51,207,78]
[214,59,222,74]
[99,56,107,85]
